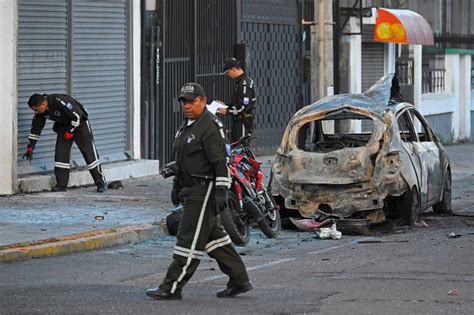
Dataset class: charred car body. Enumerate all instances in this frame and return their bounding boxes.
[270,74,452,229]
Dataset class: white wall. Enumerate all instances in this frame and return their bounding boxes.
[0,0,17,195]
[418,53,472,141]
[419,93,456,116]
[132,0,141,158]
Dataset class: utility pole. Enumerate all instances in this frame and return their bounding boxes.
[312,0,333,101]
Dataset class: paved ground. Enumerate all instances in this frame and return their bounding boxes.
[0,144,472,257]
[0,155,276,247]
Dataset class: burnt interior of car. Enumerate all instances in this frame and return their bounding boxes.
[298,112,374,153]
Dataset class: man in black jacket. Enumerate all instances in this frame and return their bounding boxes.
[217,58,256,142]
[22,94,106,192]
[145,82,252,300]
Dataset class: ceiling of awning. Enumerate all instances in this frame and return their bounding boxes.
[374,8,434,46]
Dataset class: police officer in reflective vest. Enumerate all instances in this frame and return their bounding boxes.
[146,83,252,300]
[217,58,256,142]
[22,94,106,192]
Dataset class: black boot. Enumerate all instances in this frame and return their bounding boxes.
[145,288,182,300]
[52,185,67,192]
[96,183,106,193]
[216,282,253,298]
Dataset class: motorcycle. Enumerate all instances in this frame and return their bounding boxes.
[219,135,281,246]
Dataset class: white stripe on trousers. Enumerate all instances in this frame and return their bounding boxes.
[205,235,232,253]
[170,182,213,294]
[86,121,105,183]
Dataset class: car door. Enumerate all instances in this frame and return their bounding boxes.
[397,110,427,204]
[408,109,442,203]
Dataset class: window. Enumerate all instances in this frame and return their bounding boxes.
[397,111,415,142]
[298,112,375,153]
[409,110,432,142]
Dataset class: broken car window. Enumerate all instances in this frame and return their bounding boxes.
[298,114,375,153]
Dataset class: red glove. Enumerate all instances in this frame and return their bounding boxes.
[22,145,34,160]
[64,130,74,140]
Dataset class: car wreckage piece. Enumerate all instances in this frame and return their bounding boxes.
[270,74,451,229]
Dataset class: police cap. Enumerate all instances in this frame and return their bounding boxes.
[178,82,206,101]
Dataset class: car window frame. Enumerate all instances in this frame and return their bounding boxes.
[396,109,417,143]
[408,109,435,143]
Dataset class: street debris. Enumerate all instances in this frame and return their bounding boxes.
[448,289,461,296]
[448,232,462,238]
[107,180,124,189]
[315,223,342,240]
[95,215,105,221]
[289,217,332,232]
[358,239,409,244]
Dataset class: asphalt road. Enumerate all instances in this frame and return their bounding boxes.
[0,212,473,314]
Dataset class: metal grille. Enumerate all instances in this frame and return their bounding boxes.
[422,50,446,93]
[17,0,68,175]
[157,0,236,164]
[240,2,300,154]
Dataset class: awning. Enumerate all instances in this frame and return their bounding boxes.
[374,8,434,46]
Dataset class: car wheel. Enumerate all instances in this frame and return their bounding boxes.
[432,169,452,214]
[400,187,420,226]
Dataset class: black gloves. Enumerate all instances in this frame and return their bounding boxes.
[171,178,181,206]
[22,144,34,160]
[215,187,228,212]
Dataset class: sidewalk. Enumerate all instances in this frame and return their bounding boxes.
[0,155,276,263]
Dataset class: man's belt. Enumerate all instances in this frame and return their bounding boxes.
[233,113,253,121]
[179,174,214,188]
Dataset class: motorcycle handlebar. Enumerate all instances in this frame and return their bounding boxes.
[231,134,258,147]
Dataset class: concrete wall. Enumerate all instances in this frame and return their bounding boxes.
[471,91,474,140]
[0,0,17,195]
[132,0,141,158]
[417,54,472,143]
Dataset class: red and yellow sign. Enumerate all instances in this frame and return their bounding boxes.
[374,9,407,44]
[373,8,434,46]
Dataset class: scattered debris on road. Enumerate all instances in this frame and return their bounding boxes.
[315,224,342,240]
[447,232,462,238]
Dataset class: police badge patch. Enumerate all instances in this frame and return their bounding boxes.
[65,103,73,111]
[243,97,250,105]
[187,134,195,144]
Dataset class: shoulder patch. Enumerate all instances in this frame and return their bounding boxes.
[213,117,224,128]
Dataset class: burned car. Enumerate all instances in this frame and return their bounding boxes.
[270,74,451,230]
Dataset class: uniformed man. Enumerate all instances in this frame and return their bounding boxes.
[145,82,252,300]
[22,94,106,193]
[217,58,256,142]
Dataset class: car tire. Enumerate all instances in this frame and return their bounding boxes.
[400,187,420,226]
[432,169,452,214]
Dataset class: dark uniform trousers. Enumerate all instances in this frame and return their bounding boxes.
[54,121,105,188]
[159,182,249,295]
[231,115,254,142]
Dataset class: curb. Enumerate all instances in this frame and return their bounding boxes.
[0,224,168,263]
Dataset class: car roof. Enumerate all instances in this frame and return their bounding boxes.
[295,74,411,118]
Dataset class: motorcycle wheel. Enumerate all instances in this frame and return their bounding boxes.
[220,191,250,246]
[257,188,281,238]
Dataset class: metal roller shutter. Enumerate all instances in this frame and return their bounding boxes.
[361,25,384,132]
[361,25,384,91]
[17,0,68,175]
[71,0,128,164]
[17,0,129,175]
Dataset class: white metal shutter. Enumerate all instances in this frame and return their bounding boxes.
[361,25,385,91]
[361,25,384,132]
[71,0,128,164]
[17,0,68,175]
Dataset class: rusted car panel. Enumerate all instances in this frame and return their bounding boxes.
[270,74,451,225]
